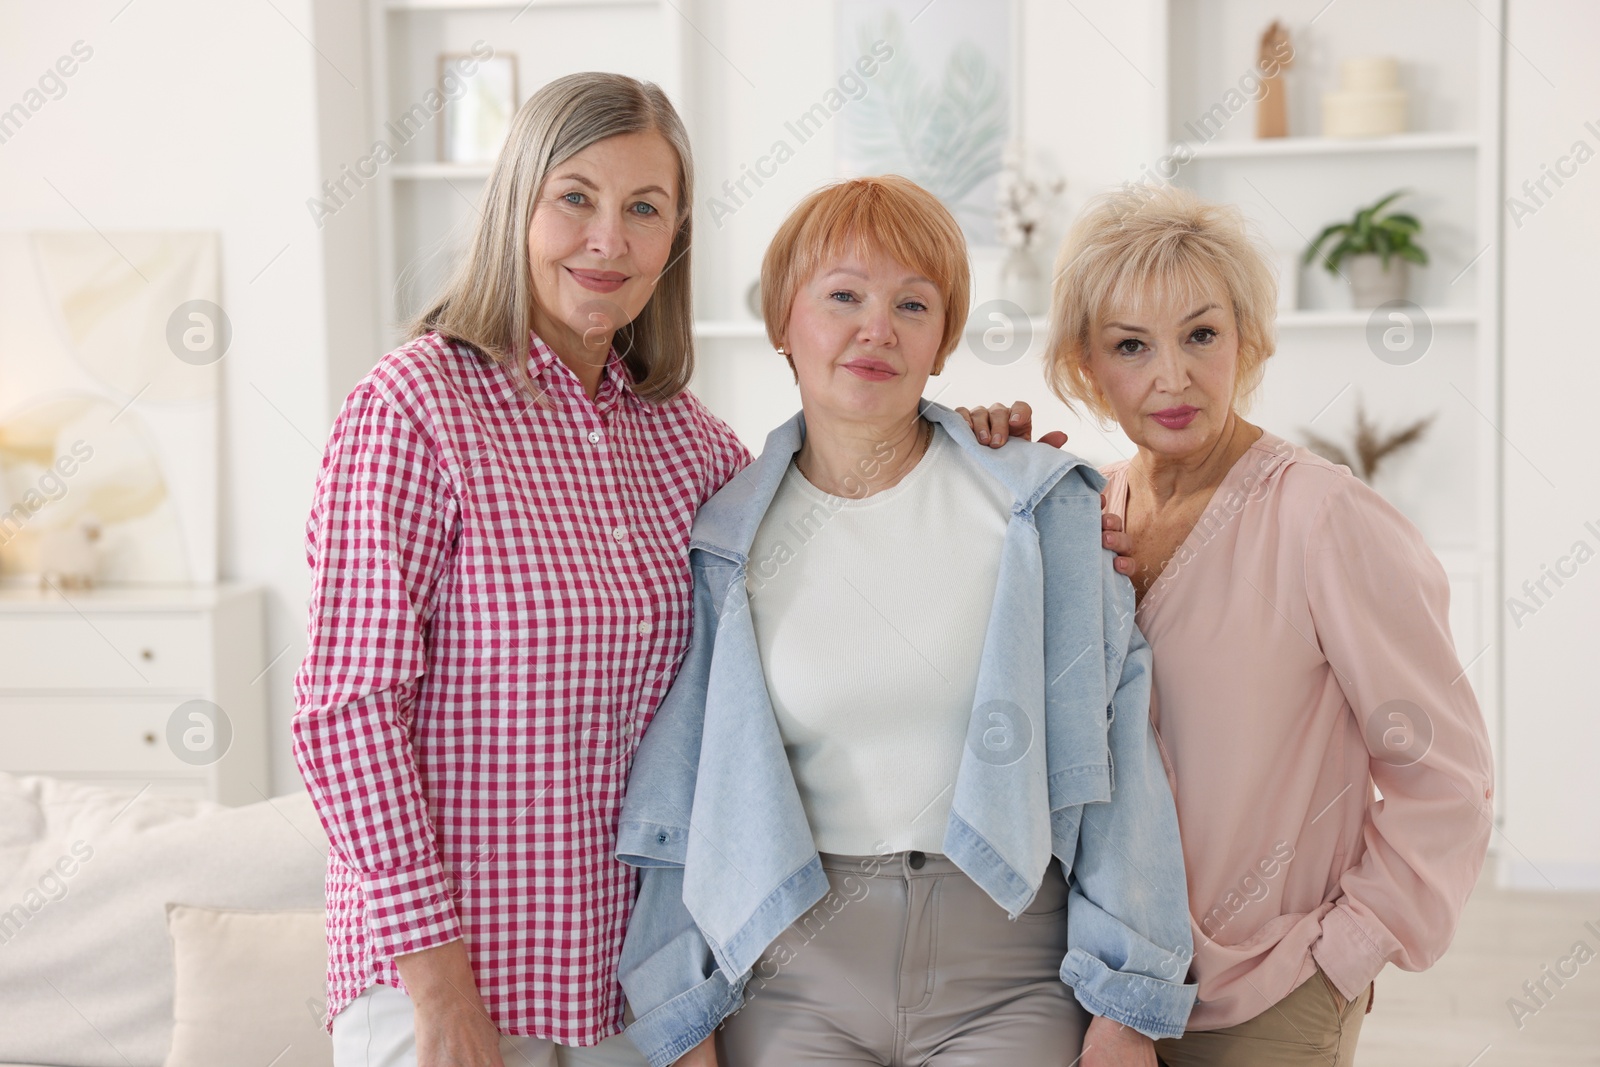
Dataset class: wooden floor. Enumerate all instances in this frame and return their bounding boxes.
[1358,877,1600,1065]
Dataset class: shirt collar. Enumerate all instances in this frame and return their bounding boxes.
[686,402,1094,562]
[526,331,640,413]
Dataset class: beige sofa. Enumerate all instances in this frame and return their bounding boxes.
[0,773,332,1067]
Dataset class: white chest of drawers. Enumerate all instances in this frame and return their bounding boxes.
[0,584,268,805]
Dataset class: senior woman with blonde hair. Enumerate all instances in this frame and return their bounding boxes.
[1041,183,1494,1067]
[615,175,1196,1067]
[293,73,748,1067]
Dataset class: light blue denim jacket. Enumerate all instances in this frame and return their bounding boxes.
[616,403,1196,1066]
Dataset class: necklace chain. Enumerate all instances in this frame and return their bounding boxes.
[891,418,932,484]
[801,418,930,497]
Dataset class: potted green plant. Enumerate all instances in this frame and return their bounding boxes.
[1303,190,1427,308]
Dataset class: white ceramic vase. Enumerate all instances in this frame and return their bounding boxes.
[1000,244,1049,315]
[1345,254,1408,308]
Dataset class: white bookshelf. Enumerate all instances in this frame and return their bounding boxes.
[1276,307,1477,328]
[366,0,683,343]
[384,0,652,9]
[1185,129,1478,160]
[1157,0,1505,801]
[390,161,496,180]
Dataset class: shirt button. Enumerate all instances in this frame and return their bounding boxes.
[612,526,627,542]
[587,430,601,444]
[638,620,653,636]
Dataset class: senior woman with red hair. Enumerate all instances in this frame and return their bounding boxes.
[617,176,1196,1067]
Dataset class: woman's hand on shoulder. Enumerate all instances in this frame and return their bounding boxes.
[956,403,1136,574]
[1101,501,1136,577]
[1080,1015,1159,1067]
[955,401,1068,449]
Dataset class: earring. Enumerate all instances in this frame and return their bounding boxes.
[776,346,787,355]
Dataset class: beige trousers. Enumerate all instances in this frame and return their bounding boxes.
[331,983,648,1067]
[717,850,1089,1066]
[1155,970,1372,1067]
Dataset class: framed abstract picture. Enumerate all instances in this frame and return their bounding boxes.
[0,232,221,584]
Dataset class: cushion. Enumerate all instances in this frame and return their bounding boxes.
[0,774,329,1067]
[164,905,332,1067]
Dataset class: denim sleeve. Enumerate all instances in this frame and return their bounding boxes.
[618,559,725,860]
[619,865,745,1067]
[616,559,746,1066]
[1061,573,1199,1039]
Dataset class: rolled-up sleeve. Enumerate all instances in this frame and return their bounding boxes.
[618,865,744,1067]
[1062,564,1198,1039]
[291,387,463,959]
[1305,477,1494,1000]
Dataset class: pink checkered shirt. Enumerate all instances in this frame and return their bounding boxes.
[292,331,750,1043]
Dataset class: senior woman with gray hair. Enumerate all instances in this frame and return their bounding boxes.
[616,175,1196,1067]
[1012,184,1494,1067]
[292,73,747,1067]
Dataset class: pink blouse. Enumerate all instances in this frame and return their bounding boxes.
[1102,431,1493,1031]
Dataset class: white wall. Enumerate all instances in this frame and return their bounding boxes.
[1500,0,1600,888]
[0,0,344,795]
[312,0,382,407]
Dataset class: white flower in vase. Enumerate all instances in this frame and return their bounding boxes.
[995,142,1064,313]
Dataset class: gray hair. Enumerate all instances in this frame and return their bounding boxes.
[411,72,696,403]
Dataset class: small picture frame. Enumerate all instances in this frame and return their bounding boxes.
[438,53,519,164]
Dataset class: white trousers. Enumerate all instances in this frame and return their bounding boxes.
[332,984,649,1067]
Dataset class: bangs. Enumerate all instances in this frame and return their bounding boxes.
[794,187,962,302]
[1045,183,1279,423]
[1098,237,1232,330]
[762,176,971,368]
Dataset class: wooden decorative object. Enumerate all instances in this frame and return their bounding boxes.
[1302,398,1434,483]
[1256,21,1293,139]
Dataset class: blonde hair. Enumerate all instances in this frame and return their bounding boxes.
[410,72,695,403]
[761,176,970,377]
[1046,184,1277,422]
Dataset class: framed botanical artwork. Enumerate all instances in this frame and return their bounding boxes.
[836,0,1013,246]
[438,53,519,164]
